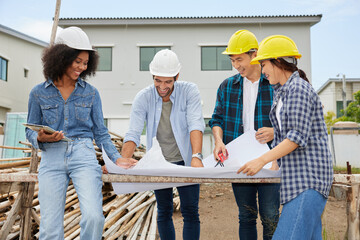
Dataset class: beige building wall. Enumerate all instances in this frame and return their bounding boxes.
[0,25,47,123]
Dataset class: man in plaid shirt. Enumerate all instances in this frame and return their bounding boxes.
[209,30,280,240]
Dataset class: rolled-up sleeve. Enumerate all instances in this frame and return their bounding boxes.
[285,87,314,148]
[186,84,205,133]
[209,86,224,129]
[124,91,148,147]
[26,89,42,150]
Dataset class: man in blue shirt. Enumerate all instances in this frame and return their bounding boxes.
[120,49,205,240]
[209,30,280,240]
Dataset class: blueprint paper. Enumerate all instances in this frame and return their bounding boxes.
[202,130,273,169]
[104,130,280,194]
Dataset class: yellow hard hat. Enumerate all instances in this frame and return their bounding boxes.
[222,30,259,55]
[251,35,302,64]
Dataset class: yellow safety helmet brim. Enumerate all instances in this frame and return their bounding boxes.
[223,29,259,55]
[250,35,302,64]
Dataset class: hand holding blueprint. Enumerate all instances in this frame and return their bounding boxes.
[104,130,280,194]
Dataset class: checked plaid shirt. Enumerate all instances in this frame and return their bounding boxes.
[271,71,333,204]
[209,73,273,145]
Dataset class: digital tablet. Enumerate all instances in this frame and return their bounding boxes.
[23,123,72,142]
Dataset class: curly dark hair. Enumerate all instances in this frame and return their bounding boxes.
[42,44,99,81]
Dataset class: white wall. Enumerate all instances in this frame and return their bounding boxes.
[81,22,313,138]
[0,31,45,117]
[329,134,360,168]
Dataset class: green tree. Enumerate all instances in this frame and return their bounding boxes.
[324,111,339,134]
[338,90,360,123]
[324,90,360,133]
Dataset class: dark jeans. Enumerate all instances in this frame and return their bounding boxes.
[154,161,200,240]
[232,183,280,240]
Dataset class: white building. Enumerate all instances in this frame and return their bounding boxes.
[0,24,47,123]
[58,15,321,144]
[317,78,360,117]
[0,24,47,156]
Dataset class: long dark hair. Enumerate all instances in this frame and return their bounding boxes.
[42,44,99,81]
[270,58,309,83]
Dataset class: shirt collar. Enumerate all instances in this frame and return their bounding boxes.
[234,73,265,85]
[45,77,85,88]
[276,71,300,93]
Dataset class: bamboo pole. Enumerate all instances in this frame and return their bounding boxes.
[64,211,81,229]
[126,191,151,211]
[146,202,158,240]
[104,196,155,239]
[0,191,23,240]
[0,157,31,162]
[18,141,32,147]
[0,146,30,150]
[108,205,148,240]
[128,204,151,240]
[65,226,80,240]
[139,204,154,240]
[64,215,81,237]
[49,0,62,45]
[0,161,30,169]
[30,208,40,225]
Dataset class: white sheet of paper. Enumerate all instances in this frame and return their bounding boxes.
[202,130,273,169]
[104,130,280,194]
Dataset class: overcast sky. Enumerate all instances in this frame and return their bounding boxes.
[0,0,359,90]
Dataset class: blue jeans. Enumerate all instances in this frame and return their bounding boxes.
[154,161,200,240]
[273,189,327,240]
[38,138,104,240]
[232,183,280,240]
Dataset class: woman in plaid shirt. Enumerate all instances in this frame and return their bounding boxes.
[238,35,333,239]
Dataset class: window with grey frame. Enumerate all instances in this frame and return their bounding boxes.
[201,46,232,71]
[0,56,8,81]
[95,47,112,71]
[140,47,171,71]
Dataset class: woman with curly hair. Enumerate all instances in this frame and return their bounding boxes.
[26,27,137,239]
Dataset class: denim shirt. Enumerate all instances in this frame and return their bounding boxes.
[26,78,121,162]
[124,81,205,166]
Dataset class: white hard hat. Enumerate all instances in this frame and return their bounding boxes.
[149,49,181,77]
[55,27,94,51]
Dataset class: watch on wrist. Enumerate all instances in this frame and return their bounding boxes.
[192,153,203,161]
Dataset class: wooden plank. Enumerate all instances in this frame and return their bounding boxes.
[5,172,360,185]
[0,182,23,194]
[0,173,38,182]
[103,174,281,183]
[0,191,24,240]
[329,184,350,201]
[0,173,281,183]
[333,174,360,184]
[19,147,39,240]
[346,184,360,240]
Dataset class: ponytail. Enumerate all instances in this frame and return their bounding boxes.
[270,58,310,83]
[297,69,309,82]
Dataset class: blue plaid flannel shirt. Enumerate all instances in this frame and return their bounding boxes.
[270,71,333,204]
[209,73,273,145]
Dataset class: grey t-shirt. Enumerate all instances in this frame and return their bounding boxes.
[156,101,183,163]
